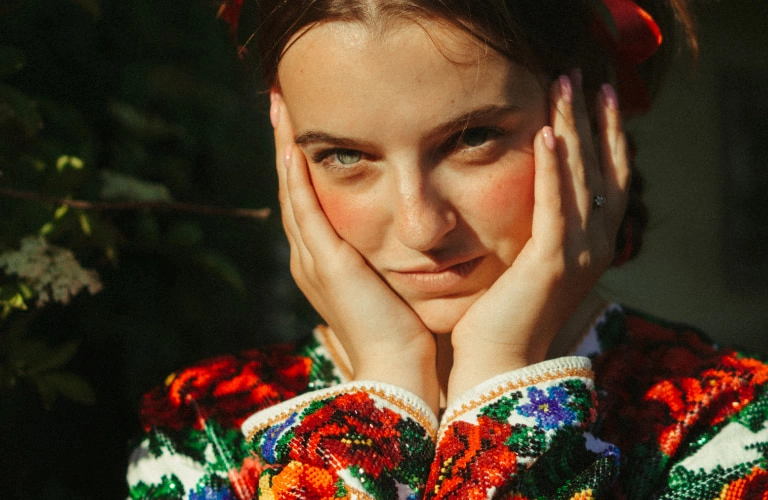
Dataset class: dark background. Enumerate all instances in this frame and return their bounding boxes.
[0,0,766,498]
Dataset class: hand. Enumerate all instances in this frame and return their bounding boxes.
[271,91,440,412]
[447,72,630,402]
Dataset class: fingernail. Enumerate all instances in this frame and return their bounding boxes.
[601,83,618,110]
[283,144,292,167]
[542,126,556,151]
[570,68,583,89]
[270,92,280,128]
[559,75,572,104]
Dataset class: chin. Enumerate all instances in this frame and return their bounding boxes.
[413,296,475,335]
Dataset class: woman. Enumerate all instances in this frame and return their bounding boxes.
[127,1,768,498]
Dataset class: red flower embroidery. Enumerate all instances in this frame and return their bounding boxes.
[269,460,340,499]
[428,416,518,498]
[288,392,404,478]
[719,467,768,499]
[140,345,311,431]
[228,455,263,500]
[646,356,768,456]
[594,314,768,458]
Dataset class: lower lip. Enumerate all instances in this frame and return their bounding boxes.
[390,257,484,294]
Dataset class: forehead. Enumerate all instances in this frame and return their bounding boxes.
[277,20,543,137]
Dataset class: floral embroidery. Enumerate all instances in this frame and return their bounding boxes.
[252,390,433,498]
[517,386,578,430]
[289,392,405,477]
[428,415,518,498]
[128,306,768,499]
[189,485,237,500]
[262,461,340,499]
[718,467,768,499]
[140,345,311,432]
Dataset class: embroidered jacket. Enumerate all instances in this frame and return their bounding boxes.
[126,304,768,499]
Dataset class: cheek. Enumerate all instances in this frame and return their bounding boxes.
[314,185,383,250]
[467,164,535,255]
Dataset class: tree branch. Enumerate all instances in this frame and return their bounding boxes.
[0,187,271,219]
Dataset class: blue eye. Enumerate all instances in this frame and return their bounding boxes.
[310,148,364,168]
[335,149,362,165]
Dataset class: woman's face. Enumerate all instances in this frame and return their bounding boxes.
[278,20,548,333]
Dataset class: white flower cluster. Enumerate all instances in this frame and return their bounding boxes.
[0,236,103,306]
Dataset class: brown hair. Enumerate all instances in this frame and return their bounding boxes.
[243,0,697,263]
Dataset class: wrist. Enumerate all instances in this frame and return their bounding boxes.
[447,342,546,406]
[353,341,440,415]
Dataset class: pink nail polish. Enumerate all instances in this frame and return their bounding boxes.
[542,126,556,151]
[559,75,572,103]
[601,83,618,110]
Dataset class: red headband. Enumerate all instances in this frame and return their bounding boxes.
[592,0,663,115]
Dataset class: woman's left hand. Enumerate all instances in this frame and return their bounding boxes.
[447,72,630,402]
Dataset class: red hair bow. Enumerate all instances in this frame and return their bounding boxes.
[593,0,663,115]
[218,0,244,38]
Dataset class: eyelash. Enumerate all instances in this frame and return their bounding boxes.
[310,126,507,170]
[450,126,506,153]
[310,148,364,169]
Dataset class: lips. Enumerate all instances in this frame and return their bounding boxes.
[388,256,484,295]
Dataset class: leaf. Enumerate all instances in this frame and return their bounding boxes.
[193,250,246,295]
[31,372,96,409]
[32,374,57,410]
[0,288,28,311]
[8,338,51,374]
[0,45,26,77]
[100,169,173,202]
[0,83,43,137]
[46,372,96,405]
[79,212,92,236]
[25,340,81,375]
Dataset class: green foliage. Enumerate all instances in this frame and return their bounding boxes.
[0,0,304,497]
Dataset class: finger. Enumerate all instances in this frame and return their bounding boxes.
[596,83,631,237]
[271,91,301,245]
[284,144,343,255]
[550,71,603,218]
[530,125,566,255]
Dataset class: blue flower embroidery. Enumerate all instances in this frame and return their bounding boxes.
[517,385,577,430]
[189,485,236,500]
[261,411,298,463]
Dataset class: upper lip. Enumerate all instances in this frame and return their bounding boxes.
[393,255,482,274]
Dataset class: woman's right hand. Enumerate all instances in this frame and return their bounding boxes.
[271,91,440,412]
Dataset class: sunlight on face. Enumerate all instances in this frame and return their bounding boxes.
[278,20,547,333]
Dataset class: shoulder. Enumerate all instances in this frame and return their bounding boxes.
[139,336,322,433]
[590,304,768,496]
[592,304,767,388]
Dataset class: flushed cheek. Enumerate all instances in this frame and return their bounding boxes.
[470,167,535,262]
[314,186,385,251]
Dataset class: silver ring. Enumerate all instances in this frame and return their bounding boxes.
[592,194,606,208]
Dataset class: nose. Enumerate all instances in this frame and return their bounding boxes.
[393,171,457,252]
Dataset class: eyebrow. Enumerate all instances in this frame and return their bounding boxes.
[293,104,522,148]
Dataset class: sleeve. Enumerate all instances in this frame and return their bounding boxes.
[243,357,621,499]
[429,357,619,498]
[242,382,439,498]
[126,346,313,499]
[125,416,261,500]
